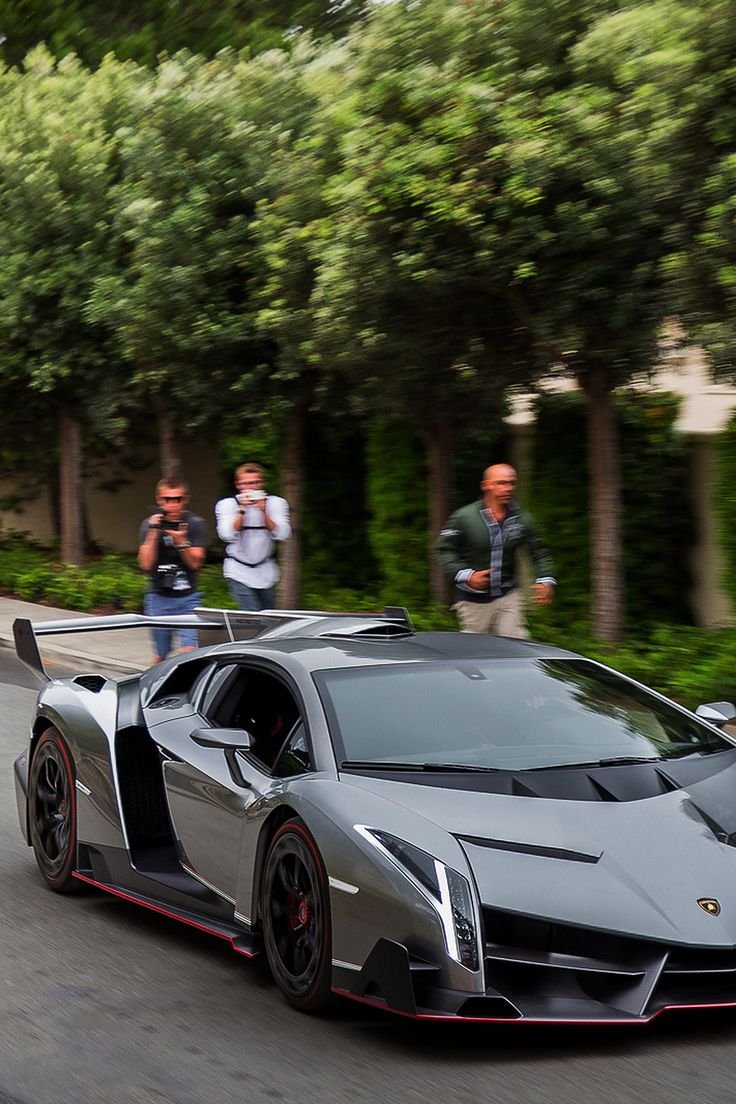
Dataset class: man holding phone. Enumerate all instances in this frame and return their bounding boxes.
[215,462,291,611]
[138,478,208,662]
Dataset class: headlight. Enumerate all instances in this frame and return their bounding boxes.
[356,826,479,971]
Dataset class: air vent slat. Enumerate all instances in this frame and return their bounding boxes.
[73,674,107,692]
[588,776,619,802]
[484,944,646,977]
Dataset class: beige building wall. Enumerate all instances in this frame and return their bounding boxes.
[0,442,224,553]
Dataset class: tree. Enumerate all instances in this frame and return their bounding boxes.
[0,0,369,70]
[648,1,736,373]
[0,49,130,561]
[309,0,537,602]
[448,0,687,642]
[522,0,704,640]
[86,51,271,478]
[249,39,354,606]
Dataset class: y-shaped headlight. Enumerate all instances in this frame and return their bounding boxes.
[356,826,479,971]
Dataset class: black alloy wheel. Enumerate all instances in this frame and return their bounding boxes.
[28,727,80,893]
[262,818,332,1011]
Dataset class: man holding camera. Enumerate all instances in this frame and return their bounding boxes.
[138,478,208,662]
[215,462,291,611]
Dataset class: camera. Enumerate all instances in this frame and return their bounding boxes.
[156,564,179,589]
[159,518,181,530]
[240,490,267,504]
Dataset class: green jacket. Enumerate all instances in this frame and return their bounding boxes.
[436,499,555,603]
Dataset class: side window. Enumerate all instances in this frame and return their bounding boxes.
[198,663,240,719]
[200,662,301,772]
[272,721,312,778]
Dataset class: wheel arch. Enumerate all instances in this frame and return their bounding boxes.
[27,723,81,892]
[251,804,302,930]
[24,715,69,818]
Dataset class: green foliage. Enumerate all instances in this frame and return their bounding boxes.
[85,52,269,439]
[618,391,693,623]
[526,394,591,620]
[527,615,736,710]
[300,418,377,593]
[528,390,693,626]
[219,427,284,497]
[311,0,534,430]
[0,0,368,70]
[0,49,125,448]
[364,417,429,606]
[715,411,736,611]
[451,422,513,511]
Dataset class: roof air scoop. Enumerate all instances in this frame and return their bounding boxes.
[325,621,414,640]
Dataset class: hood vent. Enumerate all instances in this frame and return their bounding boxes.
[589,777,619,802]
[350,750,733,801]
[655,767,681,793]
[458,834,600,864]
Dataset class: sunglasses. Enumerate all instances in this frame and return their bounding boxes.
[161,495,184,502]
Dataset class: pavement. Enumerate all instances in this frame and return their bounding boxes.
[0,597,152,676]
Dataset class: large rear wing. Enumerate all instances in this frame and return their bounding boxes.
[13,605,414,680]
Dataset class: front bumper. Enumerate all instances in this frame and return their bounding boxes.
[331,926,736,1023]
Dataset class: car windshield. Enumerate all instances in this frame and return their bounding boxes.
[316,659,732,772]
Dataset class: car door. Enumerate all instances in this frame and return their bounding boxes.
[150,660,304,909]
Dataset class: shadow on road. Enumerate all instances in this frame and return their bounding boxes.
[71,885,736,1062]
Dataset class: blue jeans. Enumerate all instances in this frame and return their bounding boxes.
[144,590,203,659]
[226,578,276,612]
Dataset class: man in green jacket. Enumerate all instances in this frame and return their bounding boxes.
[436,463,555,638]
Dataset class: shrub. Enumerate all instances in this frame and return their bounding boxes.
[528,390,693,628]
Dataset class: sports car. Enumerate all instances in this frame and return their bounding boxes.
[12,605,736,1023]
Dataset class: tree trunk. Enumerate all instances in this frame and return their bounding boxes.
[278,400,308,609]
[157,402,181,481]
[579,363,623,643]
[58,402,84,565]
[422,422,454,604]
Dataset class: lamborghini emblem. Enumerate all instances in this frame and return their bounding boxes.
[698,898,721,916]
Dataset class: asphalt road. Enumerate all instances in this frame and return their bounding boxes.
[3,649,736,1104]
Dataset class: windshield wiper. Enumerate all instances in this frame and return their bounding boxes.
[596,755,662,766]
[340,760,504,773]
[530,755,662,772]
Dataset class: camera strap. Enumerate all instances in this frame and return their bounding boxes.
[228,546,276,569]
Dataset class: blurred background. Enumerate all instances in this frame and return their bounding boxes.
[1,0,736,703]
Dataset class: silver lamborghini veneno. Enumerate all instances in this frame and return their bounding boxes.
[12,606,736,1023]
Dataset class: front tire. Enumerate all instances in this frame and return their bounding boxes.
[28,727,80,893]
[261,818,332,1011]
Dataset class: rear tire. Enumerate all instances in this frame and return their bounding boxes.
[261,818,332,1011]
[28,727,80,893]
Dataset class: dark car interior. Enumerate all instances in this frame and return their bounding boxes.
[203,664,303,772]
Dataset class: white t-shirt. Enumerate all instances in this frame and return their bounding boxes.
[215,494,291,589]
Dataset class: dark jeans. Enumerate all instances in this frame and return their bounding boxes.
[226,578,276,611]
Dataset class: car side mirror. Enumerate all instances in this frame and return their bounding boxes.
[191,727,253,750]
[695,702,736,728]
